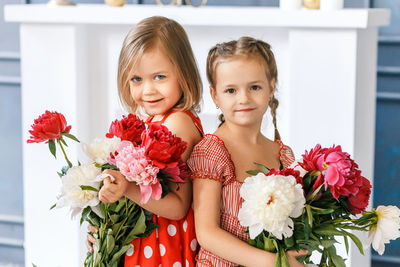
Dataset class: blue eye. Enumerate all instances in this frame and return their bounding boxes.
[131,76,142,82]
[155,75,166,80]
[250,85,261,91]
[225,88,236,94]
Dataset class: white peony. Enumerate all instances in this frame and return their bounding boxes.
[238,172,305,240]
[367,205,400,255]
[82,137,121,164]
[56,163,102,218]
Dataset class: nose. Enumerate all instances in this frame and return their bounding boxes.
[238,89,250,104]
[142,80,156,95]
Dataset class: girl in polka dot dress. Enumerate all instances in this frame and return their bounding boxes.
[86,16,203,267]
[187,37,308,266]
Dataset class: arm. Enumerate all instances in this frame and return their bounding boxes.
[99,111,202,220]
[193,179,307,267]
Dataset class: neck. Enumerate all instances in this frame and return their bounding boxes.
[217,120,264,145]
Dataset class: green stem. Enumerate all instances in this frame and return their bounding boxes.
[115,203,137,241]
[57,138,72,167]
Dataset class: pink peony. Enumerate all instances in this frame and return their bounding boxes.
[299,144,326,172]
[114,141,162,203]
[322,145,362,199]
[162,161,190,183]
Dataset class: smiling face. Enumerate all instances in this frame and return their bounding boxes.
[129,47,182,116]
[211,55,275,127]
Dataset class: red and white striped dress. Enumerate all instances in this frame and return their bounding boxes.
[187,134,295,267]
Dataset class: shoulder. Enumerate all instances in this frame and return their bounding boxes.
[163,110,201,144]
[190,134,231,161]
[187,134,234,182]
[274,139,296,168]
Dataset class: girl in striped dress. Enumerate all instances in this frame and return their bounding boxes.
[187,37,308,267]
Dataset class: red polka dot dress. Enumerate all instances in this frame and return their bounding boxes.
[187,134,295,267]
[124,110,203,267]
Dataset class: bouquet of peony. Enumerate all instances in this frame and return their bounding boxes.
[27,111,188,267]
[238,144,400,267]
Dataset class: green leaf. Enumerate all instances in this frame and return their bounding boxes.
[62,132,80,143]
[328,246,346,267]
[310,206,335,214]
[100,163,119,171]
[344,235,349,254]
[61,137,68,147]
[306,205,313,228]
[49,203,56,210]
[280,247,290,267]
[123,210,147,244]
[48,139,56,158]
[57,172,63,178]
[344,231,364,255]
[320,239,336,248]
[284,235,295,248]
[32,263,37,267]
[246,170,263,176]
[263,235,276,252]
[274,246,281,267]
[109,244,132,265]
[254,162,270,173]
[106,230,115,255]
[80,185,99,192]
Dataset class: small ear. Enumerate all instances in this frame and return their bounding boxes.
[269,78,276,97]
[209,86,218,105]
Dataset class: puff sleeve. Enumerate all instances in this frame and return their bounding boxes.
[187,135,235,185]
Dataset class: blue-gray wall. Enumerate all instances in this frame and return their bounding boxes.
[0,0,398,266]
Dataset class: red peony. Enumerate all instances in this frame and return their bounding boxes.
[27,111,71,143]
[348,176,372,214]
[106,114,145,145]
[141,123,187,169]
[266,168,303,184]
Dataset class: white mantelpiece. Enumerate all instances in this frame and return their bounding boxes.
[5,4,390,267]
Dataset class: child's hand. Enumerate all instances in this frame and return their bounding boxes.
[99,169,129,203]
[86,225,98,253]
[286,249,308,267]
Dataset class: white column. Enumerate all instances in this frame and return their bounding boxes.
[20,24,90,267]
[288,27,379,267]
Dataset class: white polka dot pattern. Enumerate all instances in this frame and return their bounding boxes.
[167,224,177,236]
[126,245,134,256]
[144,246,153,259]
[190,239,197,251]
[159,243,166,256]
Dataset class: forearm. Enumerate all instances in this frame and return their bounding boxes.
[124,182,191,220]
[197,226,275,267]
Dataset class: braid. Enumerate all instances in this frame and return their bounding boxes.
[269,95,281,140]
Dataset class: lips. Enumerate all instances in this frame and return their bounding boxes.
[144,98,163,104]
[235,108,255,112]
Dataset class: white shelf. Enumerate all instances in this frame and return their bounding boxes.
[5,4,390,28]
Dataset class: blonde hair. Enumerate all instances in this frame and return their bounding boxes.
[118,16,202,115]
[206,36,281,140]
